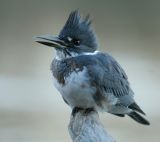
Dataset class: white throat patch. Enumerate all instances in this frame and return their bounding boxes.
[55,50,99,60]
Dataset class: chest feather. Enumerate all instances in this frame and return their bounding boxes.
[51,59,84,85]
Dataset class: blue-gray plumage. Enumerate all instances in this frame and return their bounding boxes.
[35,10,150,125]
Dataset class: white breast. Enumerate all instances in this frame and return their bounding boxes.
[52,67,96,108]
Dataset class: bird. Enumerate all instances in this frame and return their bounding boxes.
[35,10,150,125]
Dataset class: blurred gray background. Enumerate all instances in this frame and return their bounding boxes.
[0,0,160,141]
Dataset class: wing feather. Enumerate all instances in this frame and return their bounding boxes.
[72,53,134,106]
[86,53,134,106]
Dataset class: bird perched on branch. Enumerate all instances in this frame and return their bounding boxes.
[35,10,150,125]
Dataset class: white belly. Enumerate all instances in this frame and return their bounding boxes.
[53,67,96,108]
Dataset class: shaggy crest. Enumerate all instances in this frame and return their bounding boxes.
[59,10,98,50]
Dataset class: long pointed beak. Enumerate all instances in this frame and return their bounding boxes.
[34,35,67,49]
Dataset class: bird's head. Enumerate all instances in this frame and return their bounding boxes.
[35,10,98,58]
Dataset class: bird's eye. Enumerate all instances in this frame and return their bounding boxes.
[66,37,80,46]
[67,36,72,42]
[73,39,80,46]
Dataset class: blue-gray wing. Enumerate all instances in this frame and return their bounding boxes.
[87,53,135,106]
[70,53,145,115]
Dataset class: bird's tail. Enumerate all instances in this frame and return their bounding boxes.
[128,111,150,125]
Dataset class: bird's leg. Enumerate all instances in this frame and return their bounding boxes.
[72,107,95,116]
[84,108,95,115]
[72,107,83,116]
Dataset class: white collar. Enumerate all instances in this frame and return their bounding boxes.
[55,51,99,60]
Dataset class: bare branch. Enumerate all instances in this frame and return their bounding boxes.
[68,110,116,142]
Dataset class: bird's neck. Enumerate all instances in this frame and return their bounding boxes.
[55,50,99,60]
[55,50,78,60]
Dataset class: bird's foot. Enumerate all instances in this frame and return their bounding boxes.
[72,107,83,116]
[72,107,95,116]
[84,108,95,115]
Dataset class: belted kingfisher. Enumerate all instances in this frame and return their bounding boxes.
[35,10,150,125]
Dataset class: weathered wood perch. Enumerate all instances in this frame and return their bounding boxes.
[68,110,116,142]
